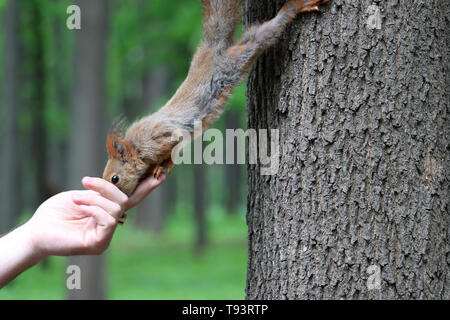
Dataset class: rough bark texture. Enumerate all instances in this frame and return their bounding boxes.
[245,0,449,299]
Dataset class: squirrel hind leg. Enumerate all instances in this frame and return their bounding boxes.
[202,0,244,48]
[284,0,330,14]
[225,0,329,76]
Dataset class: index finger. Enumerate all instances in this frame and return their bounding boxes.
[81,176,129,209]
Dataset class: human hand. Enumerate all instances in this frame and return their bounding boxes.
[80,174,166,212]
[0,175,166,288]
[25,174,166,259]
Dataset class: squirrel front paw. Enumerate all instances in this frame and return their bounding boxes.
[152,159,174,179]
[118,213,127,226]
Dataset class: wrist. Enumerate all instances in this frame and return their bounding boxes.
[18,222,48,263]
[0,223,45,288]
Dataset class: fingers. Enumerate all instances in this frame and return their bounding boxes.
[80,174,166,214]
[72,191,123,221]
[78,204,116,229]
[77,204,116,254]
[125,174,166,211]
[81,177,128,210]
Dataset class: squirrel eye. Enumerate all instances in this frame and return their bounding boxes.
[111,175,120,185]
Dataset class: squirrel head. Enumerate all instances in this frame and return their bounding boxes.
[102,119,148,196]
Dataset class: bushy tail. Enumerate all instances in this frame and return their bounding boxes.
[201,0,244,48]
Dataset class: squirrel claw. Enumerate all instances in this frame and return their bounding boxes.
[166,161,174,175]
[118,213,127,226]
[296,0,328,13]
[153,160,174,179]
[300,6,319,13]
[153,167,164,179]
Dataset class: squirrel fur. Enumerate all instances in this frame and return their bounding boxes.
[103,0,329,198]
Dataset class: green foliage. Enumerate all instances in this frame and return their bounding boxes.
[0,0,248,299]
[107,0,205,117]
[0,0,6,13]
[3,0,247,136]
[16,0,73,140]
[228,82,247,112]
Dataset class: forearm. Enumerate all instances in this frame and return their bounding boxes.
[0,223,44,288]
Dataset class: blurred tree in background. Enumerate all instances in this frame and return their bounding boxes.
[0,0,21,236]
[0,0,247,299]
[67,0,109,300]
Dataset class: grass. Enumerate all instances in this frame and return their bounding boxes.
[0,206,248,300]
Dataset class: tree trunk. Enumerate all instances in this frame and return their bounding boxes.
[28,0,48,221]
[0,0,21,235]
[245,0,448,299]
[27,0,49,268]
[47,9,70,196]
[67,0,109,300]
[194,163,207,253]
[135,67,173,232]
[224,110,242,214]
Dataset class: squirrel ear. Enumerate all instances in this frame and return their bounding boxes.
[113,140,125,156]
[106,133,123,158]
[106,116,127,158]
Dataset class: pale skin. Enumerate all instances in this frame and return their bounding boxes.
[0,174,166,288]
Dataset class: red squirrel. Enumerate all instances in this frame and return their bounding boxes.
[103,0,329,200]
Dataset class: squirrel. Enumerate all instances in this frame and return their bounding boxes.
[103,0,329,201]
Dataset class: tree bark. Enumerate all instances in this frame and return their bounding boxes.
[67,0,109,300]
[245,0,448,299]
[0,0,21,235]
[224,111,243,214]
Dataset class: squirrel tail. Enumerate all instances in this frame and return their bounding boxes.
[201,0,244,48]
